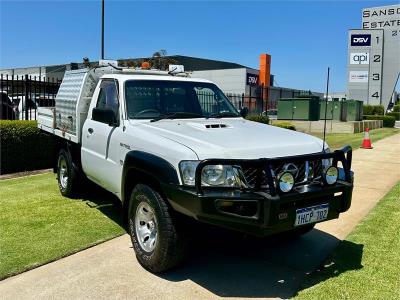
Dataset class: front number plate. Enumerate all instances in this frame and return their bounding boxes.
[295,203,329,226]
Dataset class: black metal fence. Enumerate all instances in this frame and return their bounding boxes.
[226,86,320,115]
[0,74,61,120]
[196,87,304,116]
[0,73,321,120]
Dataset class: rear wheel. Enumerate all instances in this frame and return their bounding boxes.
[128,184,186,273]
[57,149,80,197]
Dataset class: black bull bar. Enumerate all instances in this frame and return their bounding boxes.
[194,145,353,195]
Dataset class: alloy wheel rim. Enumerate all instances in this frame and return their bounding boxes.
[59,157,68,189]
[135,201,158,252]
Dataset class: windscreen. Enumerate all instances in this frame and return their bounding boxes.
[125,80,239,119]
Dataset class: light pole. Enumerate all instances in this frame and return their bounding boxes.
[101,0,105,59]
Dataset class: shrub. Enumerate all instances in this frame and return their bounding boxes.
[272,121,296,131]
[363,105,373,115]
[363,105,384,115]
[0,120,55,174]
[387,112,400,120]
[393,105,400,113]
[246,115,269,125]
[363,115,396,128]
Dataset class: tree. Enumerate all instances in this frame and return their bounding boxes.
[82,57,91,68]
[149,50,176,70]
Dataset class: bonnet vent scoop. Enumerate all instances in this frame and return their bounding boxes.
[205,124,229,129]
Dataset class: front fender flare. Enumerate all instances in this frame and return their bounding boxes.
[121,151,180,204]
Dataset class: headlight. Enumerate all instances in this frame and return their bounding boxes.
[277,171,295,193]
[323,166,338,185]
[202,165,225,186]
[179,161,199,185]
[179,161,247,187]
[202,165,245,187]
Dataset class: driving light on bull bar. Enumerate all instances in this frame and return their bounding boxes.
[277,172,295,193]
[323,166,339,185]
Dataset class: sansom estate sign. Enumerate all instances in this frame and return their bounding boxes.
[362,5,400,29]
[348,4,400,108]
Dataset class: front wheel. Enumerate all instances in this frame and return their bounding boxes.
[128,184,186,273]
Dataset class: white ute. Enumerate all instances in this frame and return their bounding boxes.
[38,61,354,273]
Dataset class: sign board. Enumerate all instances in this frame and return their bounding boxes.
[350,34,371,46]
[168,65,185,73]
[99,59,118,67]
[347,4,400,108]
[349,71,369,82]
[350,52,370,64]
[246,73,259,86]
[362,5,400,29]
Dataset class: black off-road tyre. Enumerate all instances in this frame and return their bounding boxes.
[56,149,80,198]
[128,184,187,273]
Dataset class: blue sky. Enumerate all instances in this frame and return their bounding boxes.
[0,0,397,91]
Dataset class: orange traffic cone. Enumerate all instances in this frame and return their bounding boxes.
[361,128,373,149]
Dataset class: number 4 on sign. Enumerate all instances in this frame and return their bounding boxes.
[372,92,379,98]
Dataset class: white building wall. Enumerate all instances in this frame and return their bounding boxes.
[191,68,250,94]
[324,92,348,100]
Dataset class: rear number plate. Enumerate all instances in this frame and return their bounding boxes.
[295,203,329,226]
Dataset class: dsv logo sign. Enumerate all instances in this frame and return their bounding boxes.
[351,34,371,46]
[246,73,259,86]
[350,52,369,65]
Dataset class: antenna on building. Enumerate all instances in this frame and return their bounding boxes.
[322,67,330,152]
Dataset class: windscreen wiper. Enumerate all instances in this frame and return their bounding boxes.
[150,112,203,122]
[207,111,239,119]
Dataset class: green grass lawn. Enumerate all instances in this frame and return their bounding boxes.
[295,182,400,299]
[312,127,399,150]
[0,129,398,280]
[0,173,125,279]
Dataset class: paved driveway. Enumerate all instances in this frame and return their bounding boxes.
[0,134,399,300]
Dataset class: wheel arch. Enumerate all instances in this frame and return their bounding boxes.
[121,151,180,220]
[54,138,82,174]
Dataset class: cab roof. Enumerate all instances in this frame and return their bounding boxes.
[101,73,213,84]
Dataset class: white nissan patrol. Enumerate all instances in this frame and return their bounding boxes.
[38,62,354,273]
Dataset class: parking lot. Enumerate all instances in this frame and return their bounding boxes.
[0,133,398,299]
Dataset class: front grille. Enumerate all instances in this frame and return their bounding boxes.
[241,159,323,190]
[241,166,268,187]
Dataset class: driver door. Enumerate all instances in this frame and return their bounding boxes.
[81,79,121,193]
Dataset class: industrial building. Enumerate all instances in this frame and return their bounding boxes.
[0,55,266,91]
[0,54,322,113]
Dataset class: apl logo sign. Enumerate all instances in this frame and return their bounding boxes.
[350,52,370,64]
[351,34,371,46]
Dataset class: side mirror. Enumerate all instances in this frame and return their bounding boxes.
[92,108,118,126]
[240,107,249,118]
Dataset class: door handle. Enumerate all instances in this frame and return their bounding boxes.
[88,128,94,134]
